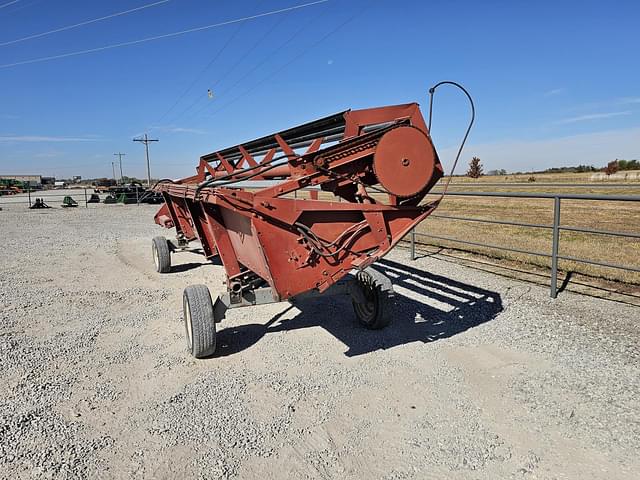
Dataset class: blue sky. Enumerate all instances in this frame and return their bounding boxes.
[0,0,638,179]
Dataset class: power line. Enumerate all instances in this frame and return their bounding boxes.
[183,6,327,122]
[185,4,333,121]
[0,1,21,10]
[0,0,330,69]
[0,0,172,47]
[133,134,158,186]
[163,3,293,126]
[209,7,288,92]
[0,0,45,16]
[114,152,126,183]
[201,8,367,120]
[153,0,264,127]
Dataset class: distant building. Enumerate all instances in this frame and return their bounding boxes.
[0,174,43,188]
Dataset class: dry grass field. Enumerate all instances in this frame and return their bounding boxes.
[419,193,639,280]
[305,171,640,299]
[442,169,640,184]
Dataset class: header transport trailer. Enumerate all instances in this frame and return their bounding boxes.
[151,82,473,358]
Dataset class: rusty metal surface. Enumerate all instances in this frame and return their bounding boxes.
[154,103,444,300]
[372,126,436,197]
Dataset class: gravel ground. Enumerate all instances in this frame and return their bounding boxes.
[1,193,638,479]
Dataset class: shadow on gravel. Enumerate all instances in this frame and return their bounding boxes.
[170,251,222,272]
[171,262,208,273]
[214,258,503,358]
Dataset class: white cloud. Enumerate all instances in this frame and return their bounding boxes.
[566,96,640,111]
[617,97,640,105]
[150,125,206,134]
[554,111,632,124]
[169,127,206,134]
[33,151,62,158]
[543,88,565,97]
[440,126,640,172]
[0,135,100,142]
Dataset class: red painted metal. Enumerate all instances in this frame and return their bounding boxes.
[154,103,444,300]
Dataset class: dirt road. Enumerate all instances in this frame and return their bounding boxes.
[1,201,638,479]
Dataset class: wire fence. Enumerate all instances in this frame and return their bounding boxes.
[409,191,640,298]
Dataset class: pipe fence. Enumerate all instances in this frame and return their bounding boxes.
[435,182,640,189]
[409,191,640,298]
[3,187,638,298]
[0,187,149,208]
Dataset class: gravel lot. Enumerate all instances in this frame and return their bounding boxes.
[1,192,639,479]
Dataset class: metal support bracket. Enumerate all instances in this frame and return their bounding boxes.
[212,286,278,323]
[211,266,394,323]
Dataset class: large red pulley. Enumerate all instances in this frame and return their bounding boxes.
[372,126,437,197]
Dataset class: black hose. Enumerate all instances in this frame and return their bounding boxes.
[151,178,178,189]
[427,81,475,202]
[195,153,298,197]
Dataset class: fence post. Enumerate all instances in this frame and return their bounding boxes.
[410,228,416,261]
[28,188,32,207]
[84,187,88,208]
[550,196,561,298]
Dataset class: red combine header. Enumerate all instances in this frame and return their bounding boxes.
[152,83,473,357]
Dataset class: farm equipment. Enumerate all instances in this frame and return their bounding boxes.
[92,178,116,193]
[109,183,142,204]
[138,190,164,204]
[29,198,50,209]
[0,179,25,195]
[62,196,78,207]
[97,182,162,205]
[152,82,473,358]
[116,192,136,204]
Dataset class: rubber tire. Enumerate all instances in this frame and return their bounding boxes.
[152,236,171,273]
[183,285,217,358]
[352,270,392,330]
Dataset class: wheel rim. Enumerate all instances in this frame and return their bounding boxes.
[152,243,159,270]
[184,297,193,350]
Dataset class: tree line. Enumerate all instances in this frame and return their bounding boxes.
[465,158,640,178]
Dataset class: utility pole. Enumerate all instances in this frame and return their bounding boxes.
[113,153,126,184]
[111,161,117,182]
[133,134,158,187]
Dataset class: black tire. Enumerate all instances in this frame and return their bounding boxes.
[183,285,217,358]
[352,270,392,330]
[152,236,171,273]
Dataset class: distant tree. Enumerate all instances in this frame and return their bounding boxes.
[498,168,507,175]
[604,160,619,176]
[574,164,597,173]
[467,157,484,178]
[617,159,639,171]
